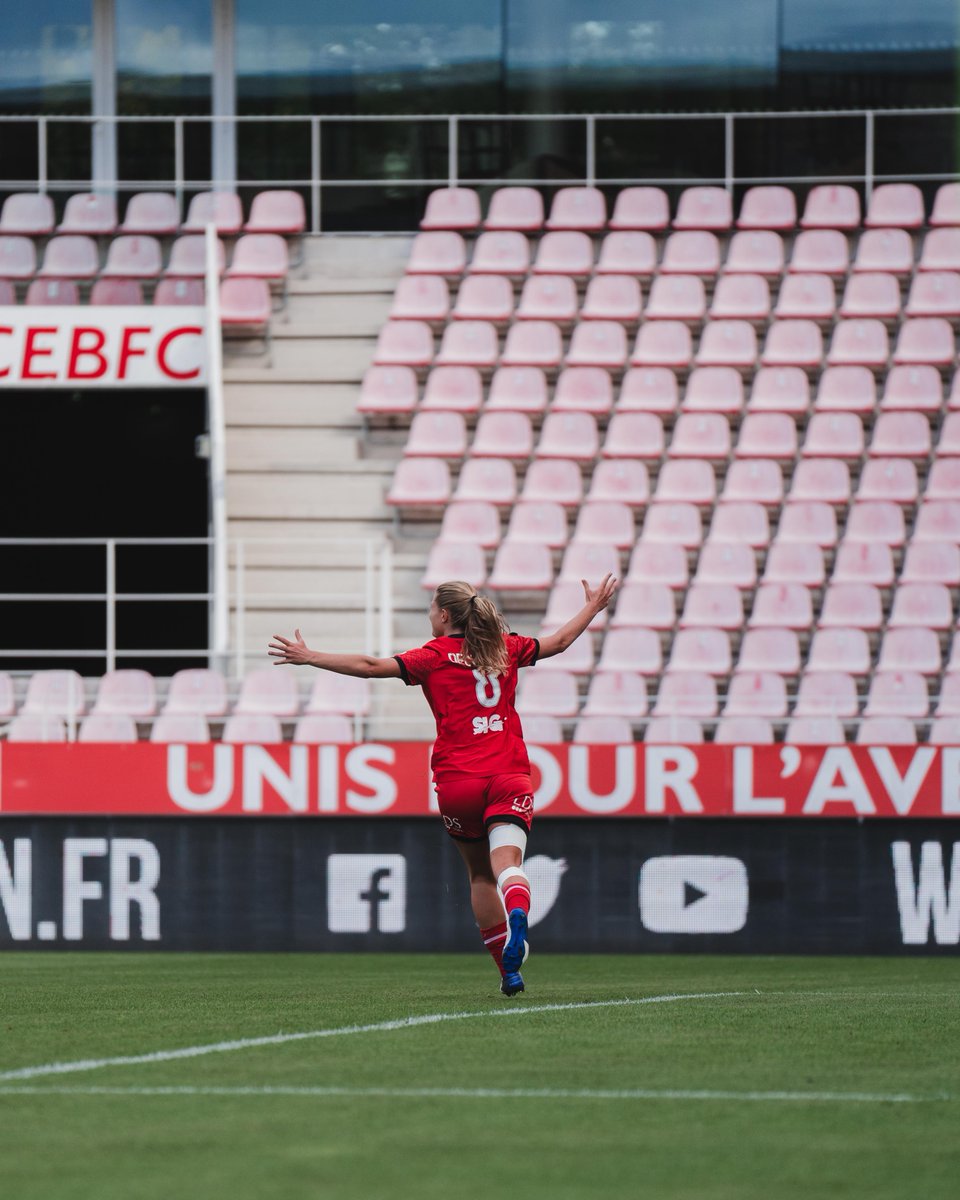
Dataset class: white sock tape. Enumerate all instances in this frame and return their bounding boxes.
[497,866,529,892]
[488,824,527,856]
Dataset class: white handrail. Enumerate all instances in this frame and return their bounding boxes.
[204,223,230,675]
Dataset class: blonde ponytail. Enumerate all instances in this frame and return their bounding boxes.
[433,581,509,676]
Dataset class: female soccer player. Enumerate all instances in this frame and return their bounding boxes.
[268,574,617,996]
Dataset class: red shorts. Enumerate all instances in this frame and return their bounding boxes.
[434,773,535,841]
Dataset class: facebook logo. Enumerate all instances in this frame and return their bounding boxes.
[326,855,407,933]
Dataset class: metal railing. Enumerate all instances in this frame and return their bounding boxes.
[2,106,959,231]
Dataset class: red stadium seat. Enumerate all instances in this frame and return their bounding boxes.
[487,541,554,591]
[856,717,918,745]
[58,192,117,235]
[93,669,157,716]
[484,187,544,232]
[536,411,599,460]
[565,321,628,369]
[843,501,906,547]
[219,278,271,332]
[471,411,533,460]
[900,541,960,586]
[609,582,677,629]
[573,501,635,548]
[724,672,788,718]
[888,583,953,629]
[736,628,801,675]
[737,186,797,230]
[421,540,487,590]
[674,186,733,231]
[748,367,810,414]
[789,230,850,275]
[802,413,864,459]
[748,583,814,629]
[831,540,895,586]
[695,320,758,368]
[906,271,960,318]
[580,275,643,323]
[420,188,481,231]
[25,279,79,305]
[235,667,301,716]
[631,321,693,368]
[640,502,702,548]
[163,669,228,715]
[391,275,450,322]
[440,501,501,548]
[714,717,776,744]
[777,501,838,547]
[598,628,663,674]
[182,191,243,235]
[694,543,756,588]
[90,277,144,306]
[840,272,901,320]
[121,192,179,235]
[0,235,35,278]
[373,320,434,368]
[775,274,836,321]
[784,717,845,744]
[37,235,98,279]
[880,365,942,412]
[453,275,514,323]
[869,412,931,459]
[793,671,859,718]
[165,234,225,277]
[0,192,55,236]
[919,228,960,271]
[710,274,770,321]
[735,413,797,460]
[762,542,826,588]
[7,716,67,742]
[864,672,929,718]
[724,230,785,275]
[520,459,583,506]
[532,231,594,276]
[516,671,579,717]
[582,672,649,717]
[627,542,689,588]
[878,628,942,676]
[609,186,670,231]
[645,275,707,322]
[707,501,770,546]
[486,365,549,413]
[853,229,914,275]
[814,365,876,414]
[421,366,483,413]
[818,583,884,631]
[78,714,138,743]
[801,185,861,229]
[679,583,743,630]
[661,231,720,276]
[244,190,306,235]
[653,672,719,718]
[553,367,614,416]
[806,628,871,676]
[222,714,283,744]
[596,232,657,276]
[644,717,704,743]
[893,318,955,366]
[357,366,418,416]
[682,366,744,415]
[669,413,731,460]
[408,231,468,275]
[149,714,211,743]
[654,459,717,506]
[789,459,851,505]
[23,670,86,717]
[500,321,563,368]
[913,501,960,542]
[306,673,370,716]
[588,459,651,506]
[153,278,204,305]
[668,628,732,675]
[506,500,568,548]
[572,716,634,744]
[546,187,606,231]
[617,367,679,415]
[386,457,451,507]
[516,275,578,323]
[865,183,924,229]
[293,715,355,744]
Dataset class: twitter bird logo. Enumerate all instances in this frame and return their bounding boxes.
[524,856,568,927]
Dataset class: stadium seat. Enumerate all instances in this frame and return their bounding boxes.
[532,231,594,276]
[552,367,614,416]
[506,501,568,548]
[165,234,226,277]
[626,542,689,588]
[864,672,929,718]
[536,411,599,461]
[558,541,620,584]
[7,715,67,742]
[929,183,960,226]
[420,366,483,413]
[582,671,648,717]
[724,230,785,275]
[710,274,770,321]
[0,277,15,303]
[774,275,835,321]
[234,667,301,716]
[386,457,451,507]
[587,460,651,507]
[936,674,960,718]
[748,583,814,630]
[470,411,533,459]
[0,235,36,278]
[736,628,801,676]
[696,320,758,368]
[747,367,809,415]
[390,275,450,323]
[839,273,901,320]
[486,366,549,413]
[789,230,850,275]
[602,411,666,459]
[813,365,876,414]
[358,367,419,420]
[853,229,914,275]
[661,231,720,275]
[681,367,744,415]
[737,186,797,230]
[566,321,628,369]
[865,183,924,228]
[609,186,670,231]
[0,192,55,236]
[644,717,704,743]
[869,412,931,459]
[900,541,960,586]
[292,714,355,744]
[802,413,864,459]
[57,192,117,236]
[421,540,487,589]
[609,582,677,629]
[149,714,211,743]
[90,278,143,305]
[893,318,955,366]
[826,319,889,368]
[597,628,663,674]
[714,716,776,744]
[793,671,859,718]
[520,458,583,506]
[640,502,703,549]
[762,541,826,588]
[487,541,554,590]
[806,628,871,675]
[500,321,563,368]
[163,669,228,716]
[182,191,243,235]
[420,187,481,231]
[515,275,578,323]
[652,672,719,718]
[669,413,731,459]
[120,192,180,235]
[435,320,498,368]
[777,501,838,547]
[668,627,732,675]
[580,275,643,323]
[801,185,861,229]
[546,187,606,231]
[630,321,693,368]
[440,501,501,548]
[878,628,942,676]
[735,414,797,460]
[75,713,138,743]
[453,275,514,324]
[305,673,370,716]
[679,584,743,630]
[926,459,960,500]
[516,715,563,743]
[784,716,845,744]
[888,583,953,629]
[244,190,307,235]
[645,275,707,322]
[37,235,98,279]
[831,540,895,586]
[880,365,942,412]
[25,279,79,305]
[674,186,733,231]
[408,231,468,275]
[914,501,960,542]
[93,669,157,716]
[654,459,716,506]
[929,717,960,743]
[153,278,204,305]
[694,543,756,588]
[856,717,918,744]
[938,413,960,455]
[724,671,788,718]
[23,670,86,717]
[596,231,658,276]
[99,235,163,280]
[372,320,434,368]
[219,278,271,333]
[516,670,579,717]
[483,187,544,231]
[844,501,906,547]
[222,714,283,744]
[707,501,770,546]
[789,459,851,505]
[617,367,679,415]
[573,501,635,548]
[571,716,634,744]
[0,673,14,718]
[818,583,884,631]
[919,228,960,271]
[544,580,609,631]
[906,271,960,318]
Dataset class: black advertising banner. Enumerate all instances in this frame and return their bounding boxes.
[0,819,958,954]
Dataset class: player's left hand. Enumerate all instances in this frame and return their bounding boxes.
[582,574,618,612]
[268,628,313,665]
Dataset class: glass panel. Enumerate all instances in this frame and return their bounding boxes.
[0,6,92,115]
[322,121,449,182]
[118,121,177,185]
[47,120,93,184]
[0,124,39,184]
[319,185,436,232]
[733,115,866,184]
[238,121,312,184]
[116,0,212,115]
[459,119,587,183]
[595,118,725,183]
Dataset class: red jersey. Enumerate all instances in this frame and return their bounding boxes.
[395,633,539,778]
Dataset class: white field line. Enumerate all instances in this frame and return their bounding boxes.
[0,992,740,1084]
[0,1084,948,1104]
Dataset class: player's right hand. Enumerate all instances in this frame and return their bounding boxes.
[268,628,313,665]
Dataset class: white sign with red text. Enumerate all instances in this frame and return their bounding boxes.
[0,307,206,387]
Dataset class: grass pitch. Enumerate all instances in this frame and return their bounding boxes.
[1,954,958,1200]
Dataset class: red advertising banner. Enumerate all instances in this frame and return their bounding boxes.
[2,742,960,818]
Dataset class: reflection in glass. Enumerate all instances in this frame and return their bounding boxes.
[0,6,92,113]
[116,0,212,114]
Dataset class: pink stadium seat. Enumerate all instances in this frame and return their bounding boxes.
[827,319,889,367]
[790,230,850,275]
[802,185,861,229]
[853,229,914,275]
[669,413,731,459]
[546,187,606,231]
[907,271,960,318]
[390,275,450,322]
[553,367,614,415]
[537,411,599,460]
[545,580,609,631]
[500,320,563,368]
[518,715,563,743]
[679,584,743,630]
[880,365,942,412]
[644,717,704,743]
[293,714,355,744]
[870,412,931,459]
[630,321,693,368]
[864,672,929,718]
[668,627,732,675]
[421,540,487,589]
[507,500,568,548]
[696,320,758,368]
[806,628,871,676]
[735,413,797,461]
[565,321,628,369]
[626,542,688,588]
[661,231,720,276]
[777,501,838,547]
[558,541,620,584]
[533,231,594,276]
[452,275,515,324]
[0,280,15,304]
[120,192,179,235]
[840,272,901,320]
[844,501,906,547]
[720,462,783,506]
[440,501,502,548]
[714,717,776,744]
[182,191,243,235]
[56,192,116,235]
[736,628,801,675]
[641,503,702,549]
[888,583,953,629]
[856,717,918,745]
[357,366,418,416]
[0,235,35,278]
[219,278,271,332]
[244,190,306,235]
[865,183,925,229]
[681,366,744,414]
[793,671,859,718]
[7,716,67,742]
[163,669,228,716]
[813,365,876,414]
[149,714,210,743]
[617,367,679,415]
[487,541,554,591]
[710,274,770,321]
[802,413,864,459]
[928,717,960,743]
[582,671,649,717]
[654,459,717,506]
[373,320,433,367]
[471,411,534,459]
[37,235,98,279]
[93,669,157,717]
[516,275,578,323]
[406,230,467,276]
[421,366,483,413]
[919,228,960,271]
[818,583,884,631]
[222,714,283,744]
[893,318,955,366]
[90,278,144,305]
[674,186,733,231]
[914,501,960,542]
[725,671,788,718]
[609,186,670,231]
[596,232,657,276]
[939,413,960,454]
[25,279,79,305]
[930,183,960,227]
[572,716,634,744]
[305,673,370,716]
[484,187,544,232]
[937,674,960,718]
[403,408,468,453]
[653,672,719,718]
[153,278,204,305]
[724,230,785,276]
[762,541,826,588]
[573,501,635,548]
[520,458,583,506]
[737,186,797,230]
[784,716,845,744]
[748,367,810,414]
[588,459,651,506]
[748,583,814,629]
[420,188,481,231]
[468,231,528,277]
[878,628,942,676]
[609,582,677,629]
[165,234,225,277]
[580,275,643,323]
[900,541,960,586]
[386,457,451,507]
[0,192,54,235]
[646,275,706,322]
[486,366,548,413]
[598,628,663,674]
[234,667,301,716]
[77,714,138,743]
[926,460,960,500]
[789,459,851,505]
[23,670,86,717]
[435,320,498,368]
[775,274,836,321]
[831,540,895,586]
[603,411,666,459]
[100,235,163,279]
[516,671,579,718]
[694,543,756,588]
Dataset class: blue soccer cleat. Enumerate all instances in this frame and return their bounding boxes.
[500,970,525,997]
[501,907,529,975]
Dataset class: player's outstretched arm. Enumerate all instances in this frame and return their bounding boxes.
[268,629,401,678]
[537,574,618,659]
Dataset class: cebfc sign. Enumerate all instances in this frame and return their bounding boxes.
[0,307,206,387]
[2,742,960,818]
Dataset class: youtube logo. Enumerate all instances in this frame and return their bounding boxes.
[638,856,749,934]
